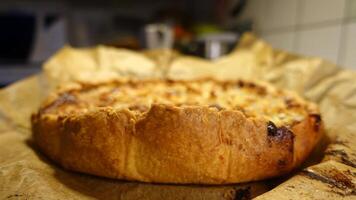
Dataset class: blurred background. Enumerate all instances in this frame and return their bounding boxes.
[0,0,355,86]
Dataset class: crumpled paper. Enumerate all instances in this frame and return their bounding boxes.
[0,33,355,199]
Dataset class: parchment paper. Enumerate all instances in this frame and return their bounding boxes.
[0,33,355,199]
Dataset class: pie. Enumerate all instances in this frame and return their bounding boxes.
[31,78,323,184]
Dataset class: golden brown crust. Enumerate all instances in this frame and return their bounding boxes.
[31,79,323,184]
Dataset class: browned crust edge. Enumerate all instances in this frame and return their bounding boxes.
[31,103,323,184]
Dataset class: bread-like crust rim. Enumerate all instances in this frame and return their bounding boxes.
[32,104,322,184]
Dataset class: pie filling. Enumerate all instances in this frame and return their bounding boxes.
[40,79,312,126]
